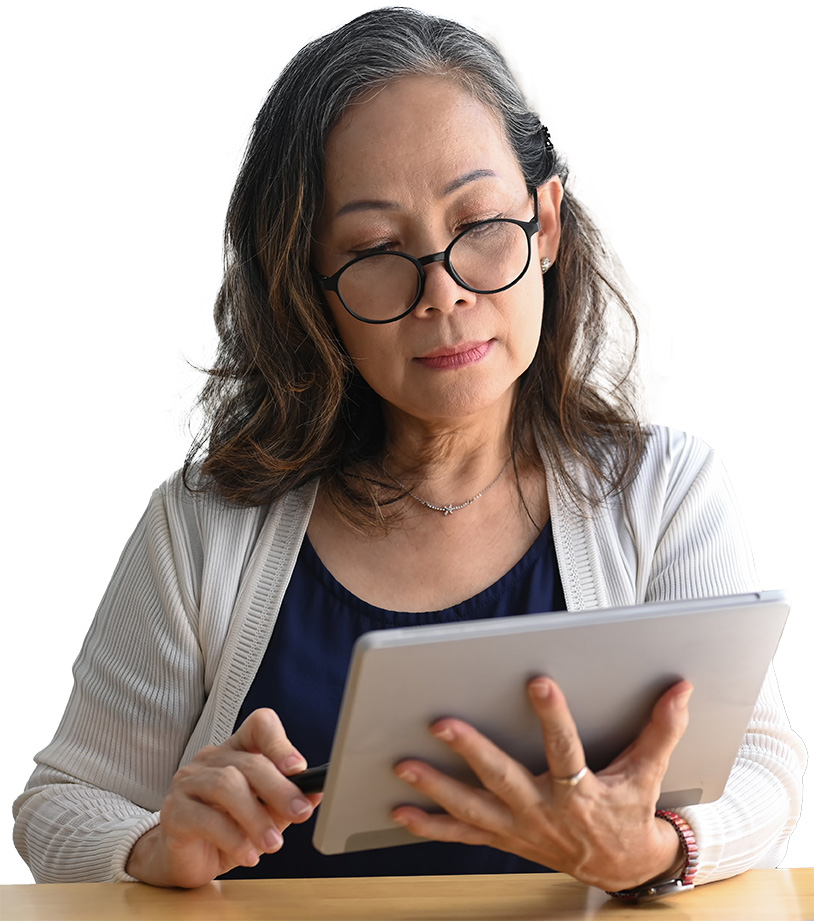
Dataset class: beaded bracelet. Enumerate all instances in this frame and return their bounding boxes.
[607,809,699,903]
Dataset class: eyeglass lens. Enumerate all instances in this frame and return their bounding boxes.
[336,220,532,322]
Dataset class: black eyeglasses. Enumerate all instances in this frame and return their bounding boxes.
[315,191,540,324]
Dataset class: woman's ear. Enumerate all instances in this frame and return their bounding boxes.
[536,177,564,265]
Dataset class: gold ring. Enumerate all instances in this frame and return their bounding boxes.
[551,765,589,786]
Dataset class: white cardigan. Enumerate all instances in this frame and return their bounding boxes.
[13,427,805,884]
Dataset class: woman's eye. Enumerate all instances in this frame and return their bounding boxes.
[461,218,503,239]
[352,240,399,257]
[456,213,503,235]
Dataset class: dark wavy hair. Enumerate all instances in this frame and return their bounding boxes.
[185,7,645,525]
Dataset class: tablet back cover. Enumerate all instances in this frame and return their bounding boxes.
[313,591,789,854]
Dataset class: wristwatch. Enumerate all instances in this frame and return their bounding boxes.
[607,810,699,903]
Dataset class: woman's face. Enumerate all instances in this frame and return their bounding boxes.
[312,74,562,435]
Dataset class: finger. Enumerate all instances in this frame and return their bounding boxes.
[173,762,285,855]
[391,804,494,847]
[394,754,515,834]
[287,791,324,823]
[225,710,316,822]
[164,803,263,871]
[228,708,308,775]
[193,744,316,826]
[615,681,693,782]
[236,752,317,823]
[527,677,588,781]
[426,719,540,810]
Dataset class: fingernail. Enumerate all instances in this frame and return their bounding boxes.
[290,796,312,817]
[284,752,307,772]
[432,724,455,742]
[245,849,260,866]
[674,687,693,710]
[391,812,409,826]
[395,765,418,784]
[263,829,283,851]
[530,679,551,699]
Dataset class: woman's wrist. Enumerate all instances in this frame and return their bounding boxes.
[125,824,195,889]
[653,810,698,884]
[607,810,699,902]
[648,812,689,882]
[125,825,163,884]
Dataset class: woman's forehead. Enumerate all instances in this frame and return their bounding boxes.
[321,74,523,209]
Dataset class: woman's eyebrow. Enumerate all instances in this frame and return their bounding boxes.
[335,198,399,218]
[334,170,499,219]
[442,169,497,195]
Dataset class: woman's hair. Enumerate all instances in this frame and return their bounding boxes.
[185,6,645,524]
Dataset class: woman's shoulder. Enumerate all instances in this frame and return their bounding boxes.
[639,423,740,484]
[550,425,718,505]
[625,424,738,526]
[155,465,255,531]
[638,424,715,474]
[155,465,263,516]
[153,465,317,547]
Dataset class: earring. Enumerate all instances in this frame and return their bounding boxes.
[541,257,551,275]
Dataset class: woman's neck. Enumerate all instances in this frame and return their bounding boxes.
[382,417,513,511]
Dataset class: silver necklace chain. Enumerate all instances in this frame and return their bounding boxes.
[382,459,510,516]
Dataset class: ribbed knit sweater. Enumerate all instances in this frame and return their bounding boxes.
[12,427,805,884]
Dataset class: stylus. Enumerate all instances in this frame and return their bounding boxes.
[289,762,329,794]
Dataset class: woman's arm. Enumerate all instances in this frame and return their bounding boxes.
[679,666,805,883]
[637,435,806,883]
[12,484,207,882]
[13,471,317,885]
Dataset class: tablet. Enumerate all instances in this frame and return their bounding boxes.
[312,590,790,855]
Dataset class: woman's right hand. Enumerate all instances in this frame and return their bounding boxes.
[125,709,321,888]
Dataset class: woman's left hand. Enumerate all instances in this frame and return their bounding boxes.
[391,677,691,891]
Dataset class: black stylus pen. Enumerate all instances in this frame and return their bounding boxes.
[289,762,329,794]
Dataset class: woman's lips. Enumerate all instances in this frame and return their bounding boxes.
[415,341,493,370]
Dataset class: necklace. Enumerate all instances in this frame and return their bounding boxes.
[382,459,510,516]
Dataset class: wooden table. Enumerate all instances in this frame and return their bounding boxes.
[2,869,811,920]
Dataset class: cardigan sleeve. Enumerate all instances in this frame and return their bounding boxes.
[12,478,209,883]
[635,430,807,884]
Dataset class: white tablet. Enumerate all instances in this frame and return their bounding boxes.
[312,590,790,855]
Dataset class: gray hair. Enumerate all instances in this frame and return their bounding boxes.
[230,8,566,263]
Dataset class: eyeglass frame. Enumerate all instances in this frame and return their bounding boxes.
[314,190,541,325]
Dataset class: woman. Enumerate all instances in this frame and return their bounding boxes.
[13,8,803,897]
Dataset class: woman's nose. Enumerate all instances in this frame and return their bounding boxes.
[412,258,477,317]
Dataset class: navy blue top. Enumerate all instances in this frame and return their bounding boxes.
[222,521,565,879]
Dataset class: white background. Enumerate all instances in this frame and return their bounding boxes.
[2,0,810,883]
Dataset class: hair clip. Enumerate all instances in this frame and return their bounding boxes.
[541,124,554,151]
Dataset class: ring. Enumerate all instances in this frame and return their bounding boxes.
[551,765,589,786]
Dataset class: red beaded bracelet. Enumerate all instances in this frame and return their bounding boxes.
[607,809,699,903]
